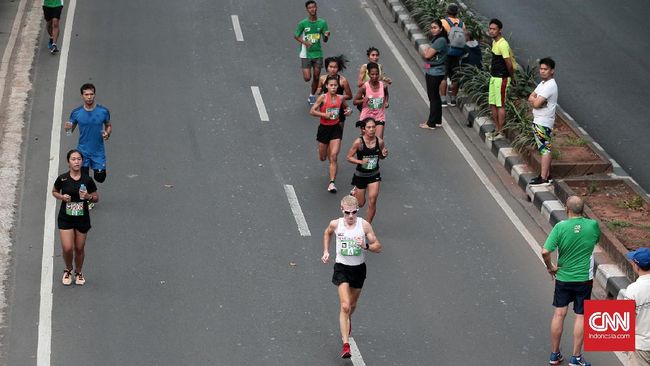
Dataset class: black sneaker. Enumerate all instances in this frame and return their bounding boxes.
[529,176,550,185]
[441,99,448,108]
[449,96,457,106]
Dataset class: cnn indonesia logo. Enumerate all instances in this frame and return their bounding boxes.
[584,300,635,351]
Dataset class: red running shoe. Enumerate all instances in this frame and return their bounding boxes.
[341,343,351,359]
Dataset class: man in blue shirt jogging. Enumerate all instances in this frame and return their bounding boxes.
[64,83,112,184]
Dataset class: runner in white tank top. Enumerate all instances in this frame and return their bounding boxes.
[322,196,383,359]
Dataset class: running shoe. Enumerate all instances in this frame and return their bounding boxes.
[568,354,590,366]
[449,96,457,106]
[350,186,357,196]
[327,182,337,194]
[50,43,59,54]
[48,38,53,50]
[75,272,86,286]
[485,131,495,140]
[441,98,448,108]
[308,95,316,105]
[549,351,564,365]
[529,175,551,186]
[493,132,505,140]
[434,123,443,127]
[340,343,351,359]
[62,269,73,286]
[486,131,503,141]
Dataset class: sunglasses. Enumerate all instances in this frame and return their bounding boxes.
[343,210,359,215]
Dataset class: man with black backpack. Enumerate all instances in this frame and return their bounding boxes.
[440,3,465,107]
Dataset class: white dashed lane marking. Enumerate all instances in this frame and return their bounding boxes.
[283,184,311,236]
[251,86,269,122]
[231,15,244,42]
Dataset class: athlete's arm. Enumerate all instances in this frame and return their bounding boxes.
[341,77,353,101]
[341,100,352,116]
[378,138,388,159]
[103,121,112,140]
[362,220,382,253]
[322,219,337,263]
[315,75,326,95]
[346,138,364,165]
[352,87,365,106]
[309,95,328,118]
[383,85,389,108]
[357,64,367,88]
[52,181,70,203]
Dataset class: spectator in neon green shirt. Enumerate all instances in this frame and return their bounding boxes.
[542,196,600,366]
[293,1,330,105]
[43,0,64,54]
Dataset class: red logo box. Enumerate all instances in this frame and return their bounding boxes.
[584,300,635,351]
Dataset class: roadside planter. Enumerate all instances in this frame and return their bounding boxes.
[526,110,612,178]
[554,178,650,280]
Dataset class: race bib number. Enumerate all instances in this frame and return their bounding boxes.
[326,107,340,120]
[362,155,379,170]
[305,33,320,43]
[65,202,84,216]
[339,238,361,256]
[368,97,383,110]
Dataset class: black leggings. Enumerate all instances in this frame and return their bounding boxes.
[425,73,444,126]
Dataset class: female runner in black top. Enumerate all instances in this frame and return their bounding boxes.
[346,118,388,223]
[52,149,98,286]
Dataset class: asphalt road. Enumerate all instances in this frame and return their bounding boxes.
[4,0,621,364]
[465,0,650,191]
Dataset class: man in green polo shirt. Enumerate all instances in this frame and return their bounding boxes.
[43,0,64,54]
[294,0,330,105]
[542,196,600,366]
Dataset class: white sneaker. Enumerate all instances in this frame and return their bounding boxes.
[327,182,337,193]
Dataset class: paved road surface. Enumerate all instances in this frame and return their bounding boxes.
[4,0,621,364]
[466,0,650,190]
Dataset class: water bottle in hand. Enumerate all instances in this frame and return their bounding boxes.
[79,184,87,200]
[65,128,72,136]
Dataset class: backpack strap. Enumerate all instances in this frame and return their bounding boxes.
[445,17,455,27]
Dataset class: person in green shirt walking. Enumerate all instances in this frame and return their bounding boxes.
[542,196,600,366]
[43,0,64,54]
[294,0,330,105]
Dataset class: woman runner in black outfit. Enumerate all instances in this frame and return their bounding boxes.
[346,117,388,223]
[52,149,98,286]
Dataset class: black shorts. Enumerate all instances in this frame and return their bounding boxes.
[552,280,593,314]
[351,173,381,189]
[43,6,63,21]
[445,55,461,79]
[301,57,323,69]
[332,262,367,289]
[57,219,91,234]
[317,123,343,144]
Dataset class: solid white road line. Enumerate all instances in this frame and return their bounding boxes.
[361,4,542,260]
[349,337,366,366]
[283,184,311,236]
[38,1,77,365]
[0,0,28,110]
[251,86,270,121]
[231,15,244,42]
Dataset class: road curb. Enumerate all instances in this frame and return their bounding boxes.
[382,0,633,299]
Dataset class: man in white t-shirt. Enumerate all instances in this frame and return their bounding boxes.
[528,57,558,185]
[620,247,650,366]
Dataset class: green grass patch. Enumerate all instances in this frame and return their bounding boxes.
[607,220,633,231]
[563,136,588,146]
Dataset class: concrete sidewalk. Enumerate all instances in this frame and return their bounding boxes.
[380,0,637,300]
